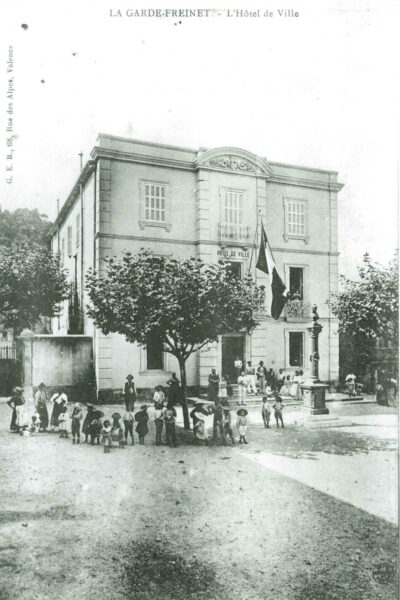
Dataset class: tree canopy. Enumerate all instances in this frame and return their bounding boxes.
[0,207,51,249]
[0,245,69,335]
[86,250,261,428]
[330,253,398,342]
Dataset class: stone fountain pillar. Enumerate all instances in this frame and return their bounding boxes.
[301,305,329,416]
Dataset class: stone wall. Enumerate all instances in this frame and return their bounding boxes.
[17,332,95,403]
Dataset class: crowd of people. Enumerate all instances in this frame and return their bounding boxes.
[6,366,290,450]
[206,362,305,405]
[6,374,183,452]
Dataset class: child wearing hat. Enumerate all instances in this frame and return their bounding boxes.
[82,404,95,443]
[124,374,137,411]
[272,395,284,428]
[236,408,248,444]
[261,396,271,428]
[135,405,149,445]
[101,420,112,453]
[164,402,177,447]
[123,408,135,445]
[71,402,83,444]
[90,411,103,445]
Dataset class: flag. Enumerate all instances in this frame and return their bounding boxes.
[256,223,287,319]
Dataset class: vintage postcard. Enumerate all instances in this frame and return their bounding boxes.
[0,1,398,598]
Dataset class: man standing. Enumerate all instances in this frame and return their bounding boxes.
[207,369,220,403]
[267,368,277,392]
[234,357,243,382]
[246,361,257,395]
[124,374,136,411]
[257,361,267,394]
[237,371,247,406]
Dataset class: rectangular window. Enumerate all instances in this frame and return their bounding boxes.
[289,332,304,367]
[226,261,242,280]
[146,338,164,370]
[76,214,80,247]
[144,183,166,223]
[289,267,304,300]
[67,226,72,257]
[286,200,306,237]
[223,189,244,225]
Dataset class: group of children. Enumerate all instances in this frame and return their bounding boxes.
[11,393,178,452]
[8,379,286,450]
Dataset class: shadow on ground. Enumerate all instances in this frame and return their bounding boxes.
[120,540,222,600]
[174,423,397,460]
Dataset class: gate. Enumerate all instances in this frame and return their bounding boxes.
[0,343,20,396]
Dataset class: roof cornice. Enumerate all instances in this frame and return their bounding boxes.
[47,160,96,238]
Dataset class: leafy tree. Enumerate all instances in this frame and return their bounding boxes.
[0,208,51,249]
[0,245,69,335]
[86,250,260,428]
[330,253,398,375]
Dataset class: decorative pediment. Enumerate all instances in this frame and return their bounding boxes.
[195,147,272,178]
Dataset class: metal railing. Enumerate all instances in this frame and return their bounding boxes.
[0,344,17,360]
[218,222,250,243]
[284,299,311,320]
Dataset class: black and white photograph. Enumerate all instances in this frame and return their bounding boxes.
[0,1,398,598]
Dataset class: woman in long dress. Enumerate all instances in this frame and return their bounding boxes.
[291,371,303,400]
[34,383,49,432]
[49,391,68,432]
[166,373,181,405]
[190,402,209,444]
[280,375,292,397]
[7,387,25,431]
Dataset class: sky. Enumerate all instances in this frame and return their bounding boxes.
[0,0,398,277]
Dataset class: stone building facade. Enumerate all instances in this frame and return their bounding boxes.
[49,134,343,400]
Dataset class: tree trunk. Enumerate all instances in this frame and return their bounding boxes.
[178,357,191,430]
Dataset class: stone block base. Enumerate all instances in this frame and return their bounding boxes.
[302,406,330,416]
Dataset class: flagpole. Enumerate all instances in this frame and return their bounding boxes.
[247,210,261,275]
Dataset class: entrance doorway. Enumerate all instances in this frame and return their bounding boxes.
[221,335,245,382]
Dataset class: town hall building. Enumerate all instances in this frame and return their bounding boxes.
[49,134,343,401]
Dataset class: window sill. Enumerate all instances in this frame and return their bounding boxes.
[139,369,170,375]
[283,234,309,244]
[139,221,172,232]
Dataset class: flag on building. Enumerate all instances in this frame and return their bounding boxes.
[256,223,287,319]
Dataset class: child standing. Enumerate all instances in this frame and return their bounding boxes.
[154,401,164,446]
[222,406,235,446]
[153,386,165,407]
[261,396,271,428]
[123,408,135,445]
[237,371,247,406]
[58,406,69,438]
[272,395,284,428]
[90,410,103,445]
[111,413,125,448]
[71,402,83,444]
[164,403,177,447]
[82,404,95,443]
[236,408,248,444]
[101,420,112,453]
[30,412,41,434]
[135,404,149,445]
[218,376,228,403]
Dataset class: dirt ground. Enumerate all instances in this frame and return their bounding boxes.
[0,401,398,600]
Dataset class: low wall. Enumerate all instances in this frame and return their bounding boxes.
[17,334,96,403]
